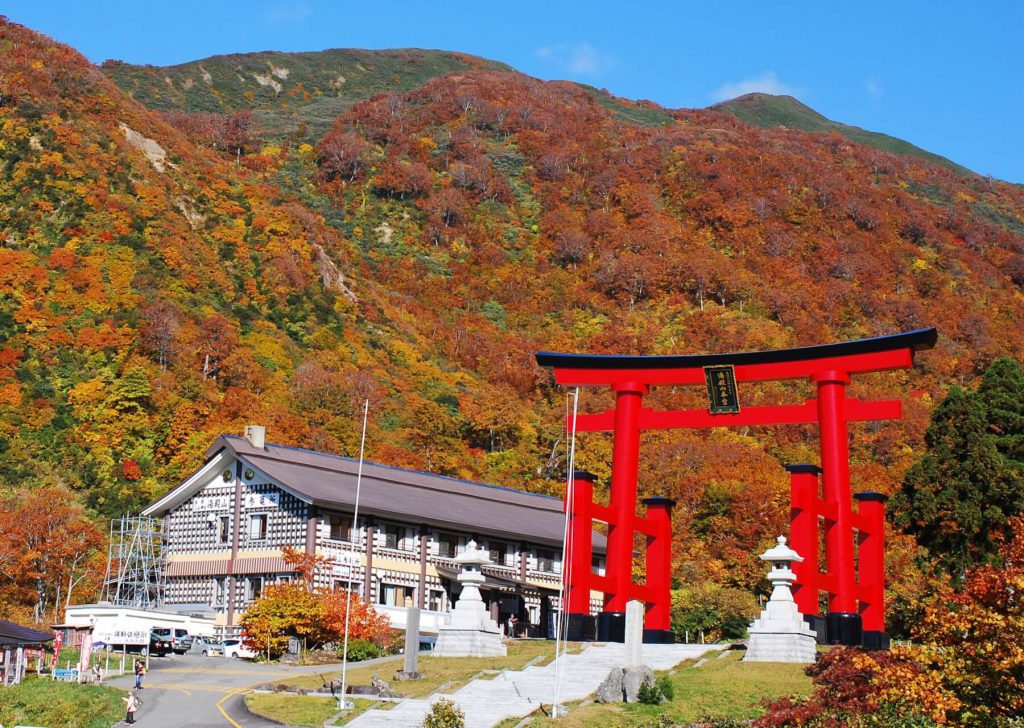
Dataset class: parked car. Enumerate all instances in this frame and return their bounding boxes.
[152,627,192,655]
[221,639,257,659]
[189,636,225,657]
[144,631,172,657]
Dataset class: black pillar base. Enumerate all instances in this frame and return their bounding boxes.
[803,614,827,644]
[825,612,863,646]
[596,611,626,642]
[861,630,890,651]
[564,613,596,641]
[642,629,675,644]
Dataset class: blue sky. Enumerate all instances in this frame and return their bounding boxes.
[6,1,1022,182]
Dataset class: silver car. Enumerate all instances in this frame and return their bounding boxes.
[191,636,225,657]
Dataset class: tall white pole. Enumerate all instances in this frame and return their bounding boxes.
[552,387,579,718]
[339,399,370,707]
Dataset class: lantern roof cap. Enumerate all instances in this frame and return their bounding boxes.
[759,535,804,563]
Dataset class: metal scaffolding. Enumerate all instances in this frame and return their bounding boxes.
[103,515,164,608]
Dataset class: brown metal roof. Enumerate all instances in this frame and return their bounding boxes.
[202,435,606,550]
[163,555,294,577]
[0,619,53,646]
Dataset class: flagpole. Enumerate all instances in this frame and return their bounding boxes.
[552,387,579,718]
[339,398,370,708]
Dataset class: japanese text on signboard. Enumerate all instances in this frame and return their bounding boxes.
[704,365,740,414]
[192,491,279,512]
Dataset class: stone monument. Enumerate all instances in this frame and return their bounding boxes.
[431,540,507,657]
[595,599,655,703]
[394,607,423,680]
[744,536,817,663]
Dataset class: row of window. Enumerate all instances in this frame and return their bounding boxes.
[322,514,565,572]
[207,511,583,575]
[216,514,270,544]
[209,575,446,612]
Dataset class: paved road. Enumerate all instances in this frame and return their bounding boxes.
[107,653,400,727]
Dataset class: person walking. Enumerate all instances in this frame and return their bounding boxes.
[123,690,140,724]
[134,659,145,689]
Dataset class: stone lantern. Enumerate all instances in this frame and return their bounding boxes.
[743,536,817,663]
[432,540,507,657]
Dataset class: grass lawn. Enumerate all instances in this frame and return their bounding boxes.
[506,650,813,727]
[0,675,125,728]
[281,640,577,699]
[248,640,581,726]
[245,693,381,726]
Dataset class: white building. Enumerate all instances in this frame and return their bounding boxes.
[143,427,605,637]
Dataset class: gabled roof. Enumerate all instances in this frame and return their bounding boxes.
[0,619,53,646]
[146,435,606,550]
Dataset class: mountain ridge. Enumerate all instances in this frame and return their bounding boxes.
[102,48,979,179]
[712,92,973,177]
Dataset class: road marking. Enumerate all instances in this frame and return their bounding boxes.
[216,674,291,727]
[160,668,270,676]
[140,685,194,696]
[146,683,237,694]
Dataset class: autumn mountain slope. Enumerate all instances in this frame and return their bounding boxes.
[712,92,973,177]
[0,19,452,513]
[101,48,514,141]
[3,19,1024,594]
[104,49,977,178]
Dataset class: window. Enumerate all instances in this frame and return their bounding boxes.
[245,576,263,601]
[383,524,403,550]
[592,554,605,575]
[489,541,513,567]
[536,548,556,573]
[249,514,268,541]
[218,516,230,545]
[328,514,353,542]
[211,577,227,607]
[437,532,459,558]
[427,589,446,612]
[378,583,414,607]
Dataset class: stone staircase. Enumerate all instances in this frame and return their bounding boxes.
[347,642,721,728]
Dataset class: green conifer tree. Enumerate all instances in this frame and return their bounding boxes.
[977,357,1024,469]
[891,385,1019,577]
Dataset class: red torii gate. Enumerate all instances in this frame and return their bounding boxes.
[537,328,936,647]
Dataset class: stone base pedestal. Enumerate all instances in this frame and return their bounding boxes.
[744,630,816,663]
[392,670,423,681]
[595,665,655,704]
[596,611,626,642]
[642,629,675,644]
[564,613,596,641]
[432,628,506,658]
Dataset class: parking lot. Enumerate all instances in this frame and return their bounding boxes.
[108,653,336,727]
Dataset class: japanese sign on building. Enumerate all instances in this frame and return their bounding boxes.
[243,491,280,510]
[703,365,741,414]
[192,491,280,513]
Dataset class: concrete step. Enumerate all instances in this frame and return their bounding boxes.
[347,642,721,728]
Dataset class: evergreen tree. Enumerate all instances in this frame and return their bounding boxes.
[977,357,1024,469]
[891,386,1020,577]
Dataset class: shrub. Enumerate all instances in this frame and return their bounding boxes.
[339,638,388,662]
[754,647,957,727]
[637,676,663,705]
[656,674,675,701]
[671,583,759,642]
[423,697,465,728]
